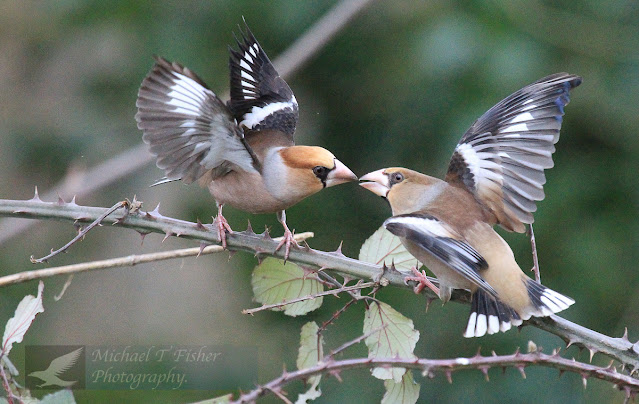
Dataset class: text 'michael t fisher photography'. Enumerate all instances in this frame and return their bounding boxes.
[25,344,257,390]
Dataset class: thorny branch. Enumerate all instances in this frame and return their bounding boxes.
[232,348,639,404]
[30,198,129,263]
[0,232,314,288]
[242,280,376,315]
[0,197,638,373]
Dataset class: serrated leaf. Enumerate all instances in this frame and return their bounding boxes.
[382,370,420,404]
[363,301,419,382]
[251,258,324,316]
[39,389,77,404]
[189,393,232,404]
[359,226,421,274]
[295,322,323,404]
[2,281,44,357]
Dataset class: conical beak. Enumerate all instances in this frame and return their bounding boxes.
[359,169,390,197]
[325,159,358,187]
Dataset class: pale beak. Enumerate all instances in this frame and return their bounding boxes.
[359,169,390,197]
[325,159,358,187]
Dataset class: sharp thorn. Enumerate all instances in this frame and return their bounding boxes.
[445,370,452,384]
[198,242,208,257]
[262,226,271,240]
[480,366,489,381]
[138,231,149,245]
[516,365,526,379]
[30,186,43,202]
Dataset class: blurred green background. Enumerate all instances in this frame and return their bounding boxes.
[1,0,638,403]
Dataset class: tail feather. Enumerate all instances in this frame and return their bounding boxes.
[464,280,575,338]
[524,279,575,319]
[464,289,521,338]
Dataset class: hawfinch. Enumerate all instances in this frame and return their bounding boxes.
[135,24,357,257]
[360,73,581,337]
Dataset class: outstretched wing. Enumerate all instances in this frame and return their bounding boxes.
[445,73,582,232]
[136,57,259,184]
[384,214,497,297]
[228,22,299,140]
[48,347,83,376]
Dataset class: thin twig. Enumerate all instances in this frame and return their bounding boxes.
[232,350,639,404]
[0,364,14,404]
[242,281,376,315]
[327,325,386,359]
[54,275,74,301]
[318,298,358,334]
[527,223,541,282]
[30,200,128,263]
[318,271,376,302]
[0,230,314,288]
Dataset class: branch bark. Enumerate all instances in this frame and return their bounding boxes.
[233,350,639,404]
[0,197,638,373]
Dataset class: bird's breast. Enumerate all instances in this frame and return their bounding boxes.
[208,170,291,214]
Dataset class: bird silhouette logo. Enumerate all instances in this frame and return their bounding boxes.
[27,347,83,388]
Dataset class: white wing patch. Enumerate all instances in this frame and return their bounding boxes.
[501,123,529,133]
[240,97,298,129]
[166,73,211,116]
[383,215,456,238]
[456,143,504,191]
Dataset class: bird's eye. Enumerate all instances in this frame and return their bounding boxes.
[313,166,328,178]
[389,172,404,184]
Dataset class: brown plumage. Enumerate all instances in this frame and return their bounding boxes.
[360,73,581,337]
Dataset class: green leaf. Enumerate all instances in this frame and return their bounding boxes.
[295,322,323,404]
[363,301,420,382]
[2,281,44,357]
[251,258,324,316]
[39,390,77,404]
[382,370,420,404]
[359,226,421,274]
[189,394,232,404]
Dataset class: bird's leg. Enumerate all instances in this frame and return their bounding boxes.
[213,203,233,249]
[527,223,541,282]
[274,210,299,262]
[404,266,440,296]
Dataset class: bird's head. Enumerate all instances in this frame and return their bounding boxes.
[359,167,433,215]
[264,145,357,205]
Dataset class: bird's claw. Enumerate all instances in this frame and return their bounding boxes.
[404,267,440,296]
[214,214,233,249]
[274,227,299,262]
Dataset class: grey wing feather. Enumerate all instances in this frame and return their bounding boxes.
[445,73,582,232]
[384,214,498,298]
[136,57,259,184]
